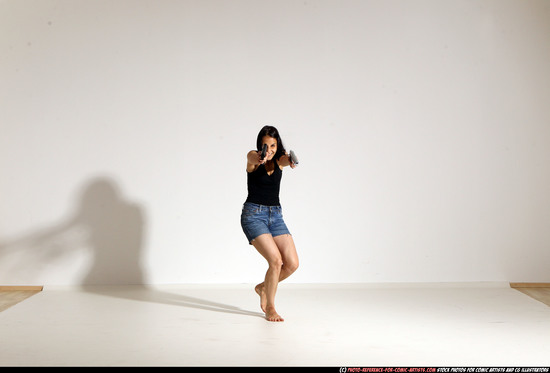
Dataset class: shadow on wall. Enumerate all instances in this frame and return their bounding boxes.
[0,177,146,285]
[0,177,263,318]
[77,177,145,284]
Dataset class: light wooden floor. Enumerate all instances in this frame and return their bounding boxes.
[0,287,42,312]
[1,285,549,313]
[512,287,550,307]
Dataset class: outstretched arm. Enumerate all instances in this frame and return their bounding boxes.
[246,150,265,172]
[278,152,297,169]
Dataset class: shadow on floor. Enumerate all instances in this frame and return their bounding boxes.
[81,285,265,319]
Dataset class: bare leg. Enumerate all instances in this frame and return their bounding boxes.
[254,283,268,313]
[253,234,299,320]
[255,269,292,312]
[251,234,286,322]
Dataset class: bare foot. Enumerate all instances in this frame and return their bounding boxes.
[265,306,284,322]
[255,283,267,313]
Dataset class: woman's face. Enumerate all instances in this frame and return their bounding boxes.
[262,136,278,161]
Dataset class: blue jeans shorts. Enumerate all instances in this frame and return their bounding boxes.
[240,202,291,244]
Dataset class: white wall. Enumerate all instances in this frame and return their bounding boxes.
[1,0,549,285]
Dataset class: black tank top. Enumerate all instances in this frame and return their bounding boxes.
[245,159,282,206]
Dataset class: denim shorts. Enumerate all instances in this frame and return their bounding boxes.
[240,202,291,244]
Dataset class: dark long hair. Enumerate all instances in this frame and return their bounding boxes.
[256,125,286,162]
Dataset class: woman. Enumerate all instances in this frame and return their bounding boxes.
[241,125,299,322]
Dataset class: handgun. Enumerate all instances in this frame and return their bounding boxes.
[260,144,267,160]
[289,150,299,165]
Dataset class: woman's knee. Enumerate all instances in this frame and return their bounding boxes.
[268,256,284,271]
[284,259,299,274]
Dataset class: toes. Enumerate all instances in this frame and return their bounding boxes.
[266,313,284,322]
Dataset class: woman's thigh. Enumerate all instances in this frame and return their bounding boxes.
[252,233,283,266]
[273,234,298,269]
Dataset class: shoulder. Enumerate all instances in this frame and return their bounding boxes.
[247,164,260,173]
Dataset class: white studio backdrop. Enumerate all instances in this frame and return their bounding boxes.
[1,0,549,286]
